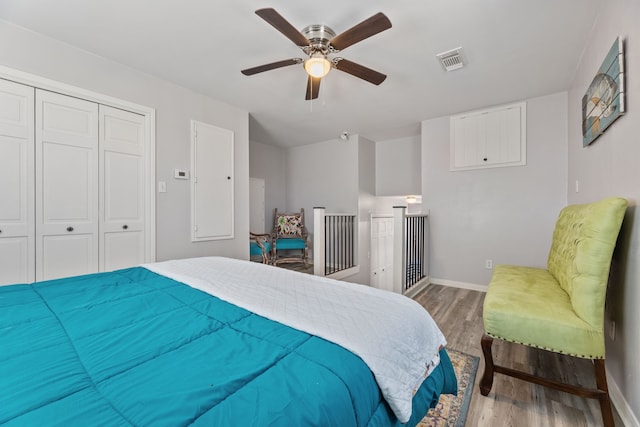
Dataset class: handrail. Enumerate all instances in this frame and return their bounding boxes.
[313,207,358,278]
[392,206,429,295]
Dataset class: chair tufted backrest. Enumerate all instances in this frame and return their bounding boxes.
[273,208,306,238]
[547,197,627,327]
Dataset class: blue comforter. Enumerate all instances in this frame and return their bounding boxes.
[0,267,456,426]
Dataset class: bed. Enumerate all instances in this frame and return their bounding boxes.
[1,256,457,426]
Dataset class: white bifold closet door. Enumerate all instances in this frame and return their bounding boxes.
[0,79,35,285]
[35,89,99,281]
[99,105,146,272]
[35,92,146,281]
[0,83,147,286]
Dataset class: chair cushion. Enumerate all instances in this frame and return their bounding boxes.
[483,265,605,358]
[276,214,303,236]
[250,241,271,256]
[276,238,306,250]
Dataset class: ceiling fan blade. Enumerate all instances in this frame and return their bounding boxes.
[305,76,321,100]
[255,8,310,47]
[329,12,392,51]
[241,59,301,76]
[334,59,387,85]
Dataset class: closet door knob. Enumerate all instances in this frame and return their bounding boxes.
[122,225,128,230]
[66,226,74,232]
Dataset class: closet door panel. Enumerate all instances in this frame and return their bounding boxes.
[0,238,30,285]
[103,231,144,271]
[41,143,93,221]
[42,234,96,280]
[36,89,99,281]
[0,79,34,285]
[100,105,145,271]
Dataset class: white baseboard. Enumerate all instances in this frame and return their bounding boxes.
[326,265,360,281]
[404,277,430,298]
[429,277,488,293]
[607,367,640,427]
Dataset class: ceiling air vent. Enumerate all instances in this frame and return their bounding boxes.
[436,47,465,72]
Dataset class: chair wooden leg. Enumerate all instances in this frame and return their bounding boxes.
[594,359,615,427]
[479,335,615,425]
[479,334,495,396]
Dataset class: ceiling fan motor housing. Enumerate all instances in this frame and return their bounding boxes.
[302,24,337,54]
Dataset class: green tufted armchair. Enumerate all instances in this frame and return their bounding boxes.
[480,197,627,427]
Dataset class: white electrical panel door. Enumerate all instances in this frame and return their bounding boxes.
[36,90,99,281]
[100,105,146,271]
[0,79,35,285]
[450,102,526,171]
[191,121,234,241]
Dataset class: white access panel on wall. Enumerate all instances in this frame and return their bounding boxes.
[36,89,99,281]
[191,120,234,242]
[100,105,146,271]
[450,101,526,171]
[0,79,35,285]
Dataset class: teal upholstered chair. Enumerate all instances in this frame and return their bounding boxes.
[272,208,309,266]
[249,232,274,264]
[480,197,627,427]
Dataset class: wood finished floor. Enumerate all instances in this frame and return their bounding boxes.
[273,263,622,426]
[414,284,623,427]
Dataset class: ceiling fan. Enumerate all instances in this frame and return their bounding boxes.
[241,8,392,100]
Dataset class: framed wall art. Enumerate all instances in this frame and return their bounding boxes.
[582,36,625,147]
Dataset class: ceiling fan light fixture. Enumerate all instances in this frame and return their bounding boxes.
[304,53,331,78]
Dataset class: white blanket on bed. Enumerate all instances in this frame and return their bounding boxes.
[144,256,447,423]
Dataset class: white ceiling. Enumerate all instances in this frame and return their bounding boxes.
[0,0,599,147]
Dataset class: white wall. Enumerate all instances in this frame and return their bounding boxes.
[249,140,287,230]
[0,20,250,261]
[286,138,359,235]
[421,92,568,286]
[375,135,421,196]
[567,0,640,422]
[374,196,409,215]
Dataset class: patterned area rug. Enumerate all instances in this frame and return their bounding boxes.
[418,349,479,427]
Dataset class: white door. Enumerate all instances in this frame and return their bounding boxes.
[191,121,234,241]
[100,105,146,271]
[0,79,35,285]
[36,90,99,281]
[249,177,266,234]
[371,216,394,292]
